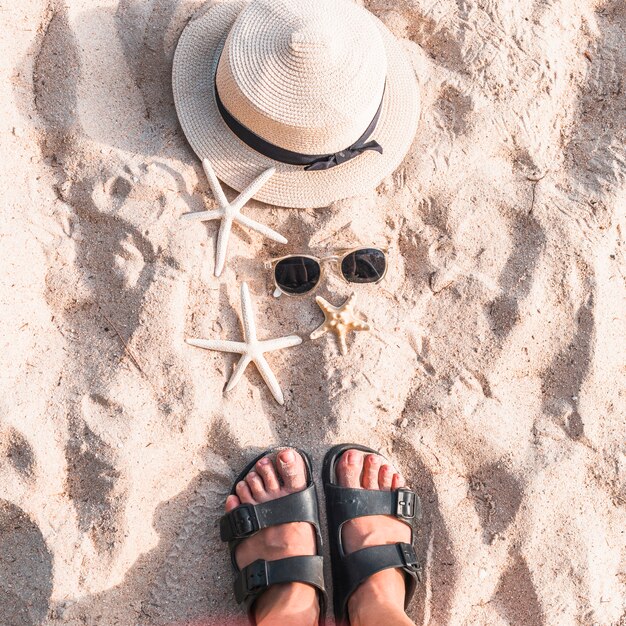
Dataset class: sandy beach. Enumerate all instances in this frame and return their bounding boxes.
[0,0,625,624]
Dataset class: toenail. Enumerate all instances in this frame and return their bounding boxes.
[248,471,258,479]
[348,451,359,465]
[258,457,270,465]
[280,449,295,464]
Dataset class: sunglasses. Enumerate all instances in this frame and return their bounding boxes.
[266,247,388,296]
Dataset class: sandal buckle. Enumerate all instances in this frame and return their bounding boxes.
[396,488,417,520]
[245,559,269,593]
[231,504,259,538]
[398,543,422,579]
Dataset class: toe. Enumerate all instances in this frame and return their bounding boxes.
[235,480,256,504]
[245,471,267,502]
[363,454,382,489]
[391,473,405,490]
[276,448,307,492]
[225,494,240,513]
[379,464,394,490]
[256,455,280,492]
[338,450,364,488]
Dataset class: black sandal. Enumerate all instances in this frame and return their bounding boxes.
[219,447,327,625]
[323,443,422,624]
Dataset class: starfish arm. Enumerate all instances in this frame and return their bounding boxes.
[354,320,371,331]
[239,282,258,343]
[315,296,336,315]
[253,354,285,405]
[186,338,247,354]
[202,159,229,208]
[337,329,349,356]
[235,213,288,244]
[225,355,252,392]
[214,217,233,277]
[181,209,223,223]
[260,335,302,352]
[310,323,329,340]
[231,167,276,211]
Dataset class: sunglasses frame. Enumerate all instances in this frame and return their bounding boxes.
[265,246,389,297]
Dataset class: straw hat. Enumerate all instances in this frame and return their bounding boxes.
[173,0,420,209]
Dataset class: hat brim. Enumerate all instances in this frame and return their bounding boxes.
[172,0,420,209]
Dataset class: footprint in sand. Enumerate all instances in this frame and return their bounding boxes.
[0,427,36,483]
[0,500,53,626]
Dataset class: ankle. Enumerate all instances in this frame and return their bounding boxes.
[349,597,412,626]
[255,582,319,626]
[349,602,413,626]
[348,569,409,626]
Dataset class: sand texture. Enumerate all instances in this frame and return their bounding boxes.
[1,0,625,624]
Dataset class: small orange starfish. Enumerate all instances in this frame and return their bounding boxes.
[310,293,370,355]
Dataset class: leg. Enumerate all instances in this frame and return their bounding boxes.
[348,571,416,626]
[337,450,417,626]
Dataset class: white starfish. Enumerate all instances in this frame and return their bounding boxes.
[186,282,301,405]
[182,159,287,277]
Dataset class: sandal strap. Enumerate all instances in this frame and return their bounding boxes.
[325,485,420,526]
[234,555,325,605]
[220,484,320,542]
[335,543,422,617]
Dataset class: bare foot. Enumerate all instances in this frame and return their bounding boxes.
[336,450,415,626]
[225,448,319,626]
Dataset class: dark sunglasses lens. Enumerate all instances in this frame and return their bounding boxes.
[341,248,387,284]
[275,257,321,295]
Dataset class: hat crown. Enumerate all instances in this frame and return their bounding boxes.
[288,27,334,54]
[286,26,338,65]
[216,0,387,155]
